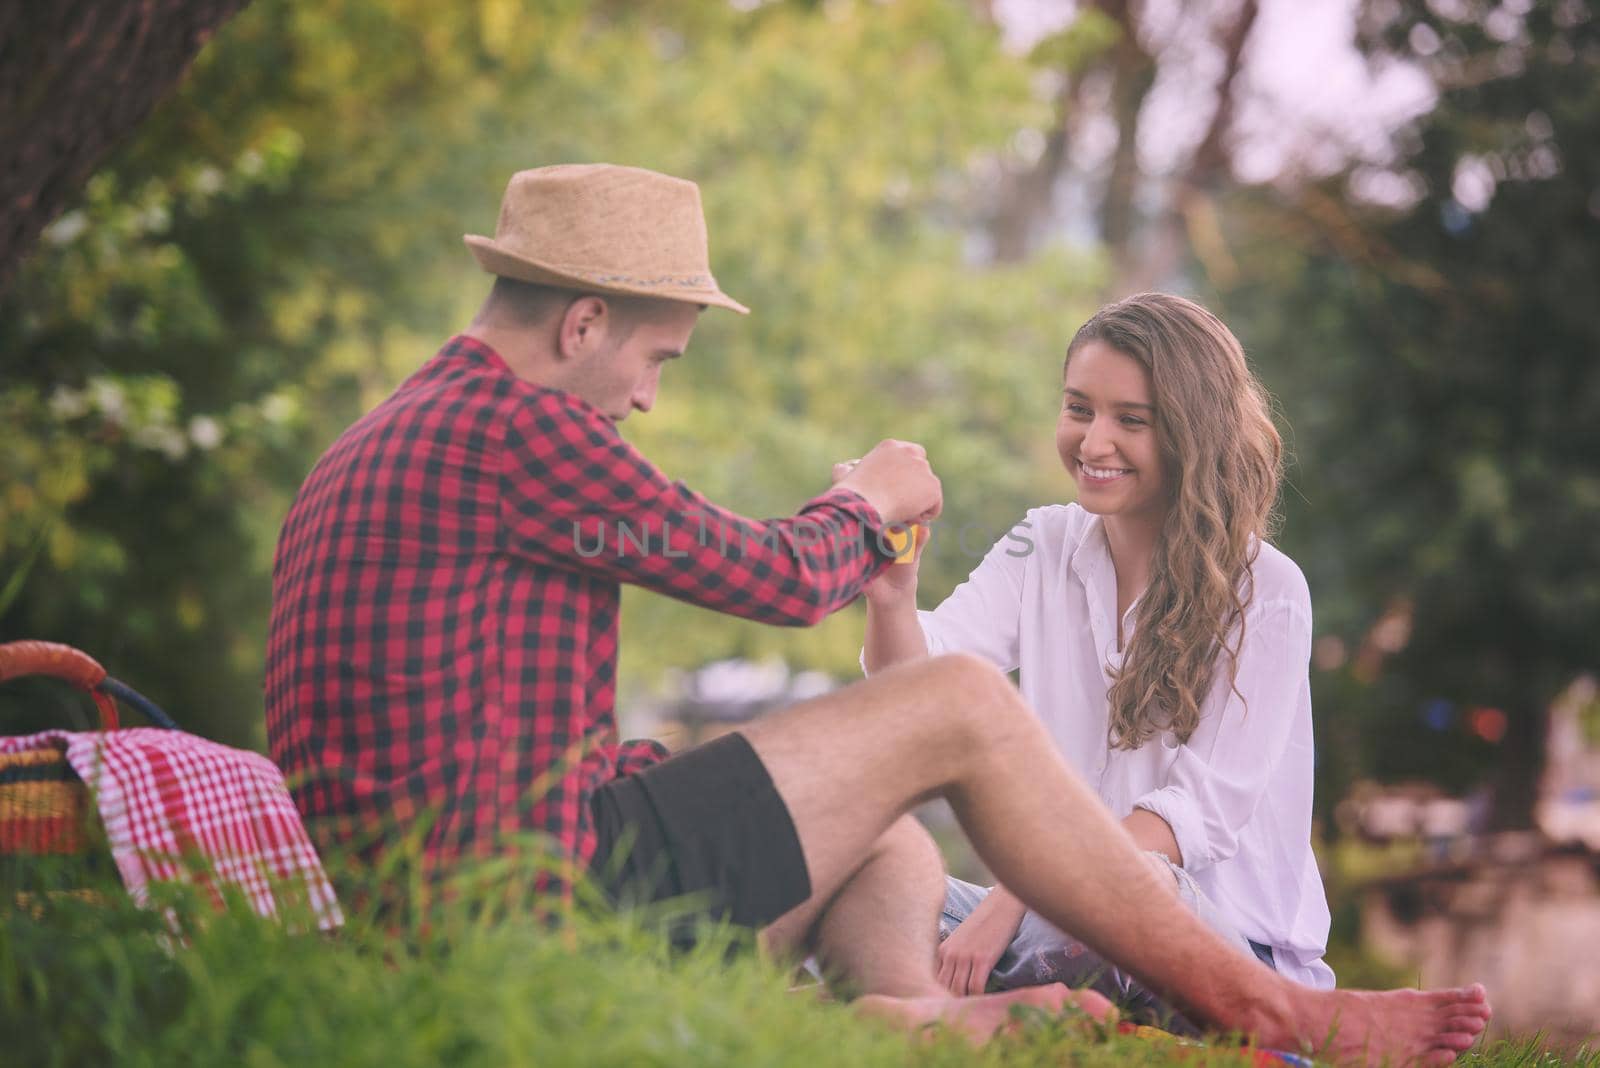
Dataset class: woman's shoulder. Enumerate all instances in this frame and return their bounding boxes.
[958,504,1093,580]
[1017,502,1094,541]
[1245,539,1312,616]
[993,502,1097,564]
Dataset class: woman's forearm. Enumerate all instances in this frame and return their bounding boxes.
[863,592,930,674]
[982,881,1029,927]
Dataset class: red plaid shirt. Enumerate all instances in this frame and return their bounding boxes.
[266,335,893,885]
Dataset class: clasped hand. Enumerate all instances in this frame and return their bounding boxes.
[832,440,937,602]
[935,887,1025,997]
[830,439,941,527]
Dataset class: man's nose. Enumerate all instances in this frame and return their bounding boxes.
[632,379,657,413]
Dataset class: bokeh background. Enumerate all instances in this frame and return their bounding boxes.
[3,0,1597,1045]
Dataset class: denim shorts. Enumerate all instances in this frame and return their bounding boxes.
[940,854,1273,1033]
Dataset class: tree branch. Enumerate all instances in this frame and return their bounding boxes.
[0,0,252,293]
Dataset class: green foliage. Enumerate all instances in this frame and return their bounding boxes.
[1215,0,1600,824]
[1,0,1103,745]
[3,850,1592,1063]
[1029,8,1121,73]
[1,140,323,746]
[0,858,1227,1068]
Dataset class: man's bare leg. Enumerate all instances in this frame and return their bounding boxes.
[739,653,1490,1064]
[763,815,944,997]
[760,814,1110,1038]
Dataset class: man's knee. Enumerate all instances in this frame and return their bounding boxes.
[921,651,1009,702]
[917,652,1028,740]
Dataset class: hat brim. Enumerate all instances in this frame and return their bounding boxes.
[463,235,750,315]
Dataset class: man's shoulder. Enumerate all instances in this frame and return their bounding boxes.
[504,383,618,440]
[297,347,521,484]
[388,334,624,449]
[377,348,591,439]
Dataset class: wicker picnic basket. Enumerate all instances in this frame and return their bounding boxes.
[0,640,177,857]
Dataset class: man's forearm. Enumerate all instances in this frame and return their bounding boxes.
[863,593,930,674]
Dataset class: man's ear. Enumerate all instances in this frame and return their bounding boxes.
[554,296,610,362]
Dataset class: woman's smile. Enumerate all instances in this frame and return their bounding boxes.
[1076,460,1135,484]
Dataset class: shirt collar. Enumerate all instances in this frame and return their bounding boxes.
[438,333,514,375]
[435,334,617,426]
[1068,510,1112,588]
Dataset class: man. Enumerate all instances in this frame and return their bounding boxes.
[267,164,1489,1062]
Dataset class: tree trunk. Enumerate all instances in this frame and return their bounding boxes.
[988,72,1082,264]
[1119,0,1258,293]
[1100,0,1155,289]
[1486,693,1549,832]
[0,0,252,293]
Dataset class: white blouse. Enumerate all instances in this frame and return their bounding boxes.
[893,503,1333,989]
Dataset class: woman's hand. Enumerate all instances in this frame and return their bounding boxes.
[865,521,929,604]
[936,886,1025,996]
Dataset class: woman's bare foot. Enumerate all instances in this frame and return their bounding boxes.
[1253,982,1492,1066]
[855,983,1114,1043]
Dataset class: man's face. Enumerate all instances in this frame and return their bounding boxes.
[569,300,699,422]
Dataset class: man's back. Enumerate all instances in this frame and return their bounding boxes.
[267,334,891,879]
[267,336,649,875]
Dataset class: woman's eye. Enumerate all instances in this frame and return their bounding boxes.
[1065,403,1091,417]
[1121,415,1146,427]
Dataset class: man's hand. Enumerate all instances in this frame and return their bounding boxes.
[834,453,933,603]
[833,440,942,526]
[936,886,1025,997]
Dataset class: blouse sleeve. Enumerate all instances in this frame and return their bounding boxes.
[1130,596,1313,874]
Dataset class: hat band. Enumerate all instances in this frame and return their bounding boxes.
[548,262,718,291]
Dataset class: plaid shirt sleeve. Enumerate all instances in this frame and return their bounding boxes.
[501,390,896,626]
[614,738,670,776]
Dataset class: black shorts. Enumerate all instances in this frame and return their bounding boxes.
[589,732,811,932]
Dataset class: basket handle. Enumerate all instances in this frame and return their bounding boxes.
[0,641,161,731]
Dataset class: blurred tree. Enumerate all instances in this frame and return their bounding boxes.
[1218,0,1600,830]
[973,0,1260,295]
[2,0,1105,746]
[0,0,253,292]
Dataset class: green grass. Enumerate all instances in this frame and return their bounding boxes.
[0,854,1593,1068]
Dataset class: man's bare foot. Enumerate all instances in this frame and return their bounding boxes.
[855,983,1114,1044]
[1254,982,1492,1066]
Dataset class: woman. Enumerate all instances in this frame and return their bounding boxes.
[857,293,1333,1016]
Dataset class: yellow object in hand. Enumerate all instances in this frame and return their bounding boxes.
[884,524,919,564]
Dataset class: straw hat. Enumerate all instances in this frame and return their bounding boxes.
[464,164,749,315]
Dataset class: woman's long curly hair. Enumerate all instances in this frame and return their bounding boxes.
[1068,294,1283,751]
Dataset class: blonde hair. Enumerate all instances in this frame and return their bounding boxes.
[1067,293,1283,750]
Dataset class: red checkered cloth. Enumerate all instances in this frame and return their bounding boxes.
[0,728,342,929]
